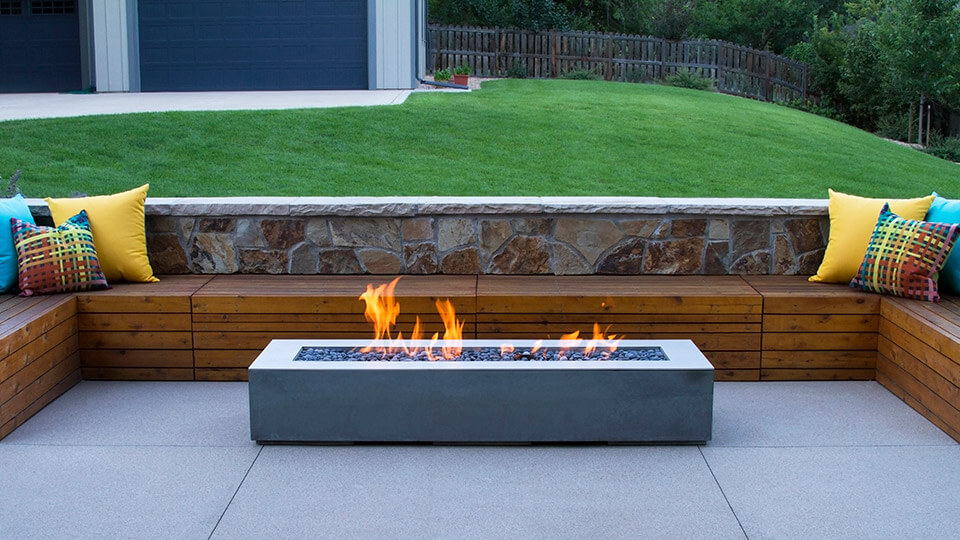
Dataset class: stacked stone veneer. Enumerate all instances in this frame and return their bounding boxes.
[33,198,830,275]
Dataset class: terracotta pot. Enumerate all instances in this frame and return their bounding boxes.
[453,74,469,86]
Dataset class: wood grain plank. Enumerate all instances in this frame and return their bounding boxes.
[195,368,248,382]
[79,331,192,350]
[194,350,260,369]
[715,370,760,381]
[879,319,960,387]
[878,337,959,410]
[0,367,80,442]
[0,317,78,384]
[80,367,194,381]
[475,313,762,324]
[80,349,194,369]
[760,368,874,381]
[0,352,79,427]
[704,351,761,369]
[877,371,960,443]
[877,355,960,435]
[763,314,878,333]
[881,299,960,363]
[476,322,760,334]
[0,334,79,406]
[79,313,192,332]
[762,332,877,351]
[0,297,76,357]
[761,350,877,369]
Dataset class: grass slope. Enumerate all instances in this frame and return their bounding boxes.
[1,79,957,198]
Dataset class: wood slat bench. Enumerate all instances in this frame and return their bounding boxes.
[0,273,958,443]
[476,276,763,381]
[878,296,960,441]
[0,294,79,440]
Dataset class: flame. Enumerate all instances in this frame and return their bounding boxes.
[358,277,402,354]
[436,299,464,359]
[357,277,623,361]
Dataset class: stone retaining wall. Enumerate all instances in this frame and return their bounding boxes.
[30,197,830,275]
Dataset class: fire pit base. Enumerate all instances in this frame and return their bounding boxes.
[248,339,713,444]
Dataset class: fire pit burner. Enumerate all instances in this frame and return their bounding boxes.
[294,345,668,362]
[249,339,714,444]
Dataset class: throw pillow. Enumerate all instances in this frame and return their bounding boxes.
[809,189,935,283]
[925,195,960,296]
[45,184,158,283]
[0,194,35,293]
[12,210,109,296]
[850,204,960,302]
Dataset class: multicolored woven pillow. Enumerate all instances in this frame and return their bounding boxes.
[11,210,109,296]
[850,204,960,302]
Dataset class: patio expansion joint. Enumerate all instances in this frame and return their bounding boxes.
[698,445,749,540]
[207,444,264,540]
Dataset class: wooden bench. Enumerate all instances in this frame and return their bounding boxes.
[0,274,958,443]
[0,294,79,440]
[877,296,960,441]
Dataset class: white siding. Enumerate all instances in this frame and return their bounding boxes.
[90,0,130,92]
[373,0,415,89]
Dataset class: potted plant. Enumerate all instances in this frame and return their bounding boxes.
[452,64,471,86]
[434,68,452,82]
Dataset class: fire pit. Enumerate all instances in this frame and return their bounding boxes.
[248,339,713,443]
[247,278,713,443]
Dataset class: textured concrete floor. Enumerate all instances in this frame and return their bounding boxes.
[1,380,957,539]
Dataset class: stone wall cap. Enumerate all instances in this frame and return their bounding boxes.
[27,196,830,217]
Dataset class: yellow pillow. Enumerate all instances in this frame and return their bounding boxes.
[46,184,158,283]
[809,189,935,283]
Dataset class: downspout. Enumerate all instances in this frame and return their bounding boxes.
[414,1,468,90]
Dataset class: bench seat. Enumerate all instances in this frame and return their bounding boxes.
[0,294,79,440]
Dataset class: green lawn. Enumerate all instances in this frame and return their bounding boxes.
[1,79,957,198]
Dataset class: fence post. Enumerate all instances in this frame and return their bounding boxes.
[550,31,557,78]
[659,38,667,79]
[764,51,773,102]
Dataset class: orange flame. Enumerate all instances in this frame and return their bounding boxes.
[357,278,623,361]
[436,299,464,359]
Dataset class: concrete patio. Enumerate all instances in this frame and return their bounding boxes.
[1,380,957,539]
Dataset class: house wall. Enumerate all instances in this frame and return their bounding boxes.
[89,0,137,92]
[86,0,420,92]
[369,0,418,89]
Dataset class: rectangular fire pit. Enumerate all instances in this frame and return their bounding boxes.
[248,339,713,444]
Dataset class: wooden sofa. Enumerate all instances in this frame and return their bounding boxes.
[1,275,958,443]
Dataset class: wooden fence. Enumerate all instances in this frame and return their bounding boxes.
[429,25,808,103]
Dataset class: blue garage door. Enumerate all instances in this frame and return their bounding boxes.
[0,0,81,93]
[138,0,368,91]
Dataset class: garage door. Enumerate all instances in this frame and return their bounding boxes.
[138,0,368,91]
[0,0,81,93]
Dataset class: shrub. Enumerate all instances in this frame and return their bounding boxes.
[780,98,842,122]
[560,68,602,80]
[1,169,21,197]
[874,112,910,142]
[923,133,960,163]
[434,68,452,82]
[505,61,528,79]
[664,68,713,91]
[453,64,472,76]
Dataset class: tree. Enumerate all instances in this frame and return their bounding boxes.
[874,0,960,143]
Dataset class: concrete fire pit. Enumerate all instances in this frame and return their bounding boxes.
[248,339,714,444]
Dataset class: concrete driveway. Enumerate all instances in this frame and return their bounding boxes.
[0,89,413,122]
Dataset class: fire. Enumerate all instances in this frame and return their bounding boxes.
[357,278,622,361]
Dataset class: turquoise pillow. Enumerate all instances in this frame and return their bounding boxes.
[0,195,35,292]
[927,194,960,296]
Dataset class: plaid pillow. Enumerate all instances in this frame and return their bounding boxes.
[850,204,960,302]
[12,210,109,296]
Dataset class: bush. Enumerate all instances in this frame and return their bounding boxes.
[664,68,713,91]
[874,112,910,141]
[560,68,602,80]
[505,61,528,79]
[453,64,472,76]
[434,68,452,82]
[780,98,842,121]
[1,169,21,197]
[923,133,960,163]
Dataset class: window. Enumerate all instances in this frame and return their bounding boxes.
[30,0,74,14]
[0,1,23,15]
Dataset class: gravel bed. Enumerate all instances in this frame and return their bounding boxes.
[295,346,668,362]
